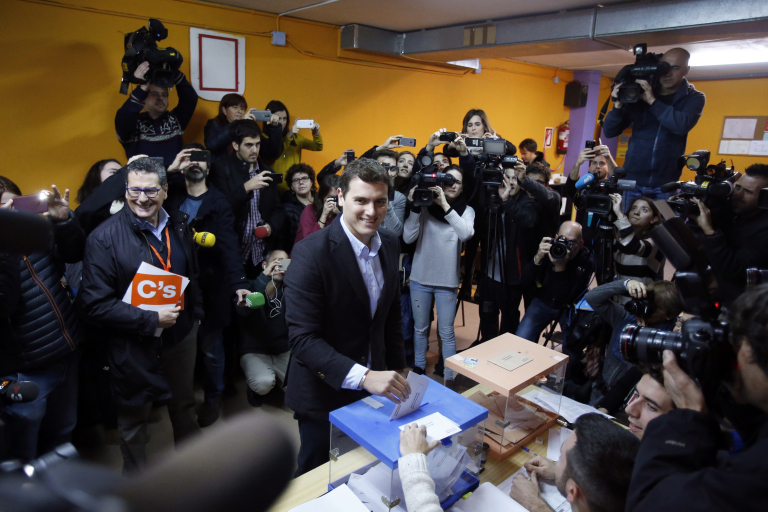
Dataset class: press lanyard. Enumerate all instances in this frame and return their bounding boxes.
[148,227,172,272]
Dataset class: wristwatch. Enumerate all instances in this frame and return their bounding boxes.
[358,369,371,390]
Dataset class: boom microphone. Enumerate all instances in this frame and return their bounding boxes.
[193,232,216,247]
[245,292,265,309]
[660,181,683,194]
[0,380,40,404]
[575,172,596,190]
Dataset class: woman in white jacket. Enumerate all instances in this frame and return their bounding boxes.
[403,165,475,385]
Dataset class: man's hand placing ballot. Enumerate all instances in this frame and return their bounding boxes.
[362,371,412,403]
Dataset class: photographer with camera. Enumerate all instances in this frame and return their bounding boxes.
[626,284,768,511]
[404,165,475,385]
[584,279,682,408]
[515,161,562,239]
[603,47,706,202]
[564,144,616,201]
[204,93,248,161]
[477,171,540,341]
[516,221,593,343]
[209,120,285,279]
[687,163,768,305]
[294,175,340,246]
[115,61,198,168]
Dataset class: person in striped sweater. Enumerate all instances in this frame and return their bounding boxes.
[609,194,665,295]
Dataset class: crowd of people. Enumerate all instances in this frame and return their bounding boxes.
[2,46,768,511]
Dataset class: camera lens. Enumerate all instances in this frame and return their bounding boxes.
[549,241,568,260]
[620,324,683,365]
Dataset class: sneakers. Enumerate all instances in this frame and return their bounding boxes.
[197,397,222,428]
[246,386,263,408]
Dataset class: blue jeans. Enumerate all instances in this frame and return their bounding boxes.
[198,320,225,401]
[516,298,568,344]
[623,186,674,211]
[0,351,79,461]
[411,281,457,380]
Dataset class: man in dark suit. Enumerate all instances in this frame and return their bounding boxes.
[284,158,411,476]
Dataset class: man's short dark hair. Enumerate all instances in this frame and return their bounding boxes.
[183,142,206,152]
[125,157,167,187]
[519,138,538,152]
[564,414,640,512]
[374,149,398,163]
[230,120,262,146]
[339,158,392,198]
[729,283,768,376]
[527,161,551,183]
[745,163,768,181]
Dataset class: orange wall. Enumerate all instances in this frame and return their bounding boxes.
[684,77,768,180]
[1,0,575,203]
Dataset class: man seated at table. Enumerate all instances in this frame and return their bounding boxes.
[509,413,639,512]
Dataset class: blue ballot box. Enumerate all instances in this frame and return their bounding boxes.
[328,379,488,510]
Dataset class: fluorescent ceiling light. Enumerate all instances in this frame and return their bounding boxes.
[690,48,768,66]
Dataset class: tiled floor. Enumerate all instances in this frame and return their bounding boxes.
[72,297,564,474]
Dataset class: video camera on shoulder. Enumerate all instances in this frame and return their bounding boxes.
[120,19,183,95]
[613,43,670,104]
[410,154,456,207]
[663,150,740,217]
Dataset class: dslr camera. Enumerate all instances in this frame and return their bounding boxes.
[664,150,740,217]
[410,154,456,207]
[613,43,670,104]
[624,290,656,318]
[549,236,576,260]
[620,203,734,401]
[120,19,183,95]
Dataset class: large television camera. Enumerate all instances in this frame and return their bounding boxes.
[573,167,636,219]
[410,154,456,207]
[613,43,671,104]
[663,150,740,217]
[120,19,183,95]
[474,138,518,207]
[620,200,735,402]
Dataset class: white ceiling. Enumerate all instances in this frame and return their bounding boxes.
[205,0,629,32]
[202,0,768,79]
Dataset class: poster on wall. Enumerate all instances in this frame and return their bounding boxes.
[544,127,554,149]
[190,28,245,101]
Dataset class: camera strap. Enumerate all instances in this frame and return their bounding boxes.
[597,95,612,127]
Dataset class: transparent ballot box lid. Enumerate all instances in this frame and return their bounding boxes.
[328,379,487,510]
[445,333,568,461]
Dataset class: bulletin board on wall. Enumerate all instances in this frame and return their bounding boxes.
[718,116,768,157]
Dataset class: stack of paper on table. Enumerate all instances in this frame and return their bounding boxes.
[498,468,572,512]
[287,484,369,512]
[468,391,545,446]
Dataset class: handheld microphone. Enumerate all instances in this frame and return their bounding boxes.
[193,232,216,247]
[0,380,40,404]
[575,172,596,190]
[245,292,265,309]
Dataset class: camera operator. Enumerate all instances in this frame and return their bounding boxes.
[515,161,562,238]
[404,165,475,385]
[0,178,85,462]
[564,144,616,201]
[584,279,682,408]
[626,284,768,511]
[478,171,540,341]
[209,120,285,279]
[164,144,251,427]
[115,61,199,167]
[687,163,768,305]
[603,48,706,202]
[516,221,593,343]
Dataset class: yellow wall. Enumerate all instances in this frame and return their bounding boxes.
[684,78,768,180]
[1,0,575,202]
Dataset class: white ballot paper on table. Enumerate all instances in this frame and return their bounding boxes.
[499,468,571,512]
[488,350,533,372]
[398,412,461,442]
[122,262,190,337]
[390,371,430,420]
[450,482,528,512]
[287,483,370,512]
[519,389,614,424]
[546,427,573,462]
